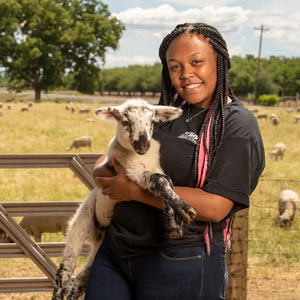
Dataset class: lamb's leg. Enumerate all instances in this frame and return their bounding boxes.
[147,173,196,234]
[127,166,196,238]
[52,189,98,300]
[66,234,104,300]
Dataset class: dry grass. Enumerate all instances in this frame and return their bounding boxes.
[1,99,300,299]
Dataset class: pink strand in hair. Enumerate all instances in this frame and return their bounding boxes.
[196,110,214,255]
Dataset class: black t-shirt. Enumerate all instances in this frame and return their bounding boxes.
[105,97,265,257]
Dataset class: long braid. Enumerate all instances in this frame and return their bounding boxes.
[158,22,232,183]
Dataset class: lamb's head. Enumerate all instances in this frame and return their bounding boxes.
[94,99,182,154]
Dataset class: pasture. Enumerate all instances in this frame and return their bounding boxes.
[1,96,300,299]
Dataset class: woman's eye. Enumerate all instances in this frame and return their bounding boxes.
[192,59,203,65]
[169,65,179,71]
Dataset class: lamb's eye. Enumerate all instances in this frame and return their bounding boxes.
[122,120,129,127]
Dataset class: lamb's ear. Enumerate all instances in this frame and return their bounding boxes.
[94,106,122,121]
[154,106,183,122]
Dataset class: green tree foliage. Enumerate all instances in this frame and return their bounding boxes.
[229,55,256,97]
[257,94,281,106]
[0,0,125,101]
[103,63,162,97]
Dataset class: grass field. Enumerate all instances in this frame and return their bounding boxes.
[1,95,300,299]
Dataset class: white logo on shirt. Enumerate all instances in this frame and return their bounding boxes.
[178,132,198,145]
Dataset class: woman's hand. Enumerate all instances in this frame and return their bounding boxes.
[95,157,142,202]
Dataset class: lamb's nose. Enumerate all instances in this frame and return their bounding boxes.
[133,135,150,155]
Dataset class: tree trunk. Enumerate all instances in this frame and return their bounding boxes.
[34,88,41,103]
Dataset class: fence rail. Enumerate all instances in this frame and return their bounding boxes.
[0,154,99,293]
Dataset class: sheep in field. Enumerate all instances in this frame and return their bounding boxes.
[65,136,93,151]
[270,113,279,126]
[19,216,68,242]
[278,189,300,227]
[79,107,91,114]
[269,142,286,160]
[249,108,259,113]
[256,113,268,120]
[52,99,197,300]
[21,106,29,112]
[294,115,300,123]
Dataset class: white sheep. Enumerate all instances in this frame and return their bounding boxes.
[269,142,286,160]
[19,216,68,242]
[249,108,259,113]
[294,115,300,123]
[278,189,300,226]
[52,99,196,300]
[79,107,91,114]
[65,136,93,151]
[21,106,29,112]
[256,113,268,120]
[270,113,279,126]
[85,118,95,123]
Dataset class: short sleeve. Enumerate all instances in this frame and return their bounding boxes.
[202,137,264,213]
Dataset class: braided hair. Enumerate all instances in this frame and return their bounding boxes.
[158,22,232,185]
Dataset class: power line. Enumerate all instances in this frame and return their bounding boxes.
[253,24,270,104]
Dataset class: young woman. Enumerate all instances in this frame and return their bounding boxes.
[84,22,265,300]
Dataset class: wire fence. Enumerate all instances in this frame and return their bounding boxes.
[1,157,300,299]
[227,177,300,300]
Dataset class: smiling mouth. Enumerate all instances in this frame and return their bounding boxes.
[184,83,202,89]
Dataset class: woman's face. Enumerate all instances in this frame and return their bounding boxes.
[166,34,217,108]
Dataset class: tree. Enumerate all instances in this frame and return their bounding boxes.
[0,0,125,101]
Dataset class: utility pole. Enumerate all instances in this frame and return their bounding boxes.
[253,24,269,104]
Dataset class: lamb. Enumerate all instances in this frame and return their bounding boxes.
[278,189,300,227]
[65,136,93,151]
[52,99,197,300]
[269,142,286,160]
[19,216,68,242]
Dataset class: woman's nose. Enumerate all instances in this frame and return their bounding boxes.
[180,65,194,79]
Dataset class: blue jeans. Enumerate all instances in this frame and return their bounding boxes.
[84,239,228,300]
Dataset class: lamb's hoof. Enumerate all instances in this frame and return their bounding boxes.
[188,207,197,220]
[181,207,197,224]
[168,228,183,239]
[182,213,192,224]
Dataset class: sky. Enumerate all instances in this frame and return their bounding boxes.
[102,0,300,68]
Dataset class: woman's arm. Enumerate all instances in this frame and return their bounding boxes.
[96,157,234,223]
